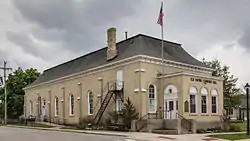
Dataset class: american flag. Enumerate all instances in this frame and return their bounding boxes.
[157,2,164,26]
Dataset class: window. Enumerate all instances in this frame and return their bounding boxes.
[148,84,156,113]
[29,100,33,115]
[69,94,74,116]
[116,94,123,112]
[169,101,174,111]
[55,97,59,116]
[169,89,172,94]
[88,91,94,115]
[176,101,178,110]
[189,87,198,114]
[201,88,208,114]
[201,96,207,113]
[211,89,218,114]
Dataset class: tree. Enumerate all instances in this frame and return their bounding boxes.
[0,68,40,119]
[121,98,139,129]
[201,58,243,111]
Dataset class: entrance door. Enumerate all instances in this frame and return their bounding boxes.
[164,99,178,119]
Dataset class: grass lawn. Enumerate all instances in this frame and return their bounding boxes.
[233,122,246,132]
[208,133,250,140]
[60,126,80,130]
[9,123,53,128]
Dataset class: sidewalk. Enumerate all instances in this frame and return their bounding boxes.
[4,125,129,137]
[4,125,248,141]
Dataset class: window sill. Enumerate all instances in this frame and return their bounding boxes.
[189,113,198,116]
[55,115,58,117]
[69,115,74,117]
[88,114,93,116]
[211,114,218,116]
[201,114,209,116]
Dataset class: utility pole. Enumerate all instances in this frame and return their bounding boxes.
[0,61,12,124]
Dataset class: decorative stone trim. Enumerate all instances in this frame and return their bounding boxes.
[158,72,224,81]
[134,88,147,93]
[25,55,213,90]
[134,68,146,73]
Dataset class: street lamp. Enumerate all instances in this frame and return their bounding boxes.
[245,83,250,135]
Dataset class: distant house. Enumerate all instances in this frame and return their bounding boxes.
[24,27,224,132]
[229,95,249,120]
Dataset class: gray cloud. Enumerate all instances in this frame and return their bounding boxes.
[239,27,250,52]
[11,0,143,54]
[6,30,40,57]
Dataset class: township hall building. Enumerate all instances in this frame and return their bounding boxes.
[23,27,224,133]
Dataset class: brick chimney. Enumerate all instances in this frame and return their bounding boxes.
[107,27,117,60]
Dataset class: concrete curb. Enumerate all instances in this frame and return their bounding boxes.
[3,125,128,137]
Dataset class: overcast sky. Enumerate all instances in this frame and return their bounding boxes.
[0,0,250,87]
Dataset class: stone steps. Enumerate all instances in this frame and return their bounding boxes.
[152,129,179,135]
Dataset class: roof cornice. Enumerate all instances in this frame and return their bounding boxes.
[158,71,224,81]
[24,55,213,90]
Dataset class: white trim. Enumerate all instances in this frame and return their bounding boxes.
[134,88,140,92]
[134,88,147,93]
[24,55,213,90]
[159,72,224,81]
[141,88,147,92]
[134,68,146,73]
[148,84,157,113]
[164,85,178,119]
[211,89,218,96]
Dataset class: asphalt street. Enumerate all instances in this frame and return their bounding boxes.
[0,126,140,141]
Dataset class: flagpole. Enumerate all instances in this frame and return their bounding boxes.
[161,1,164,75]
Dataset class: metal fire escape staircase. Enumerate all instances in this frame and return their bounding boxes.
[93,81,124,126]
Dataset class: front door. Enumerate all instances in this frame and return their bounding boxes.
[164,99,178,119]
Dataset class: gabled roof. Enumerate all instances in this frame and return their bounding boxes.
[28,34,208,87]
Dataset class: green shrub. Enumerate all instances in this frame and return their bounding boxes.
[121,98,139,129]
[230,120,244,123]
[78,117,93,129]
[197,129,206,133]
[229,124,241,132]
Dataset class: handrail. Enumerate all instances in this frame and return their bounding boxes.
[176,112,191,124]
[176,112,192,132]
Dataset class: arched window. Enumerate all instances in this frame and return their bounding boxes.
[88,91,94,115]
[29,100,33,115]
[189,86,198,114]
[148,84,156,113]
[55,96,59,116]
[69,94,74,116]
[211,89,218,114]
[201,87,208,114]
